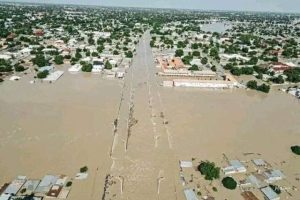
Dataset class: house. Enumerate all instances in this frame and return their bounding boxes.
[43,71,64,82]
[34,29,44,37]
[18,179,40,196]
[0,54,12,60]
[269,62,292,73]
[35,175,58,195]
[3,176,27,195]
[0,194,11,200]
[220,54,250,62]
[116,71,125,79]
[264,170,285,183]
[240,174,266,189]
[260,186,280,200]
[183,189,198,200]
[223,160,247,175]
[92,58,104,73]
[68,64,82,73]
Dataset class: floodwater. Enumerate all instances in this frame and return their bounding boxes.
[0,72,122,199]
[0,32,300,200]
[201,22,232,33]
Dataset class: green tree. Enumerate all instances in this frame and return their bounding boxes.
[105,61,112,69]
[175,49,184,57]
[222,177,237,190]
[247,80,258,89]
[125,51,133,58]
[192,51,200,57]
[80,166,88,173]
[14,64,26,72]
[257,84,270,93]
[291,145,300,155]
[201,57,208,65]
[37,70,49,79]
[188,65,199,71]
[81,63,93,72]
[32,54,48,67]
[211,66,216,72]
[54,55,64,65]
[198,161,220,180]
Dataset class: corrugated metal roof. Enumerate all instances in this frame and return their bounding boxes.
[184,189,198,200]
[261,186,279,200]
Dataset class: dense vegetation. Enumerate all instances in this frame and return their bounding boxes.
[247,80,270,93]
[198,161,220,180]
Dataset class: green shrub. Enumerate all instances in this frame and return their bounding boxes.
[291,145,300,155]
[80,166,88,173]
[66,181,72,187]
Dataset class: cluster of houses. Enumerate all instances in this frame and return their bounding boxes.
[177,156,295,200]
[0,4,143,83]
[223,158,288,200]
[0,175,71,200]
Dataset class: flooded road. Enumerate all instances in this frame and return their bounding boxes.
[104,31,179,200]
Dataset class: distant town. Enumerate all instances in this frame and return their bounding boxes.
[0,2,300,200]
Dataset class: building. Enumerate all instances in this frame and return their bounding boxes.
[68,64,82,73]
[220,54,250,62]
[92,58,104,73]
[260,186,280,200]
[0,194,11,200]
[46,185,63,198]
[241,191,259,200]
[18,179,40,196]
[171,77,238,89]
[3,176,27,195]
[0,55,12,60]
[264,170,285,183]
[38,65,54,72]
[223,160,247,175]
[183,189,198,200]
[252,159,267,167]
[35,175,58,195]
[240,174,266,189]
[34,29,44,37]
[43,71,64,82]
[269,62,294,73]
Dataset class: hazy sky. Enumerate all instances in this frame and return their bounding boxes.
[2,0,300,13]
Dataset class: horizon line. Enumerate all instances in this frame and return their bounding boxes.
[0,0,300,14]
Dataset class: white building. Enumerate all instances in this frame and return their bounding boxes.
[68,64,82,73]
[223,160,247,175]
